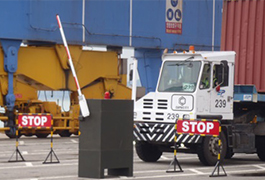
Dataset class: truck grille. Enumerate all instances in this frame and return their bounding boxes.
[155,112,164,121]
[141,99,168,121]
[142,112,151,120]
[143,99,153,109]
[157,99,168,109]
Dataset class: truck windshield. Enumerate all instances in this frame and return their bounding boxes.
[158,61,201,92]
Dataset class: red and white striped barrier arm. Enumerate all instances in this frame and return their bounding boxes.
[56,14,90,117]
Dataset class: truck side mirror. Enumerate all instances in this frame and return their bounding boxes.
[214,60,228,88]
[220,60,228,86]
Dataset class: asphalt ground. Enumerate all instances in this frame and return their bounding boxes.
[0,133,265,180]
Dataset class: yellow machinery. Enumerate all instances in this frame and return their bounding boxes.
[0,44,131,138]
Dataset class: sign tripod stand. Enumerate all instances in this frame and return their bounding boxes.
[43,119,60,164]
[210,125,227,177]
[166,119,183,173]
[166,118,227,177]
[8,119,25,162]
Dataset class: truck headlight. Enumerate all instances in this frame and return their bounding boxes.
[134,112,137,119]
[183,114,190,120]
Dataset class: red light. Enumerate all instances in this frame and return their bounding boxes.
[104,91,110,99]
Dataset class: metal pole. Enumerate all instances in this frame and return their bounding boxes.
[212,0,216,51]
[82,0,86,42]
[129,0,133,46]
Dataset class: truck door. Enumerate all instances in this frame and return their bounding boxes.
[210,61,233,119]
[197,63,211,113]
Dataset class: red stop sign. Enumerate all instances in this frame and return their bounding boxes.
[177,120,219,136]
[18,114,52,128]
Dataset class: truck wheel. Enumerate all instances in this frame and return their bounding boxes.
[36,134,49,138]
[5,128,21,138]
[256,135,265,161]
[225,147,234,159]
[135,141,162,162]
[59,130,72,137]
[197,131,227,166]
[5,131,21,138]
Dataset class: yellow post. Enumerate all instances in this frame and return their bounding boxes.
[51,119,53,149]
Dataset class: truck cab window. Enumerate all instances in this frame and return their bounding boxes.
[200,64,210,89]
[213,63,229,87]
[158,61,201,92]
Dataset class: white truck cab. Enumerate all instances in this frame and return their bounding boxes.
[134,49,236,165]
[134,50,236,123]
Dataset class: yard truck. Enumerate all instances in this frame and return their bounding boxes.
[133,47,265,165]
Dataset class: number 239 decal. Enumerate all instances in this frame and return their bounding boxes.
[215,99,226,108]
[167,113,179,120]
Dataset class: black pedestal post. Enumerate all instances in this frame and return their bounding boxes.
[78,99,133,179]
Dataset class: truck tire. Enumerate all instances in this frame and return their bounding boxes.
[36,133,49,138]
[256,135,265,161]
[225,147,234,159]
[59,130,72,137]
[5,127,21,138]
[5,130,21,138]
[135,141,162,162]
[197,131,227,166]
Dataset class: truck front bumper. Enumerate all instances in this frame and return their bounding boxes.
[134,122,202,144]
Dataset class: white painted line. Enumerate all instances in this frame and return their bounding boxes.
[160,155,169,160]
[70,139,78,143]
[120,176,129,179]
[19,141,25,145]
[107,173,203,180]
[0,163,77,170]
[134,156,197,163]
[15,176,76,180]
[22,151,28,155]
[252,164,265,169]
[9,163,265,180]
[12,167,265,180]
[227,168,265,174]
[25,162,33,167]
[0,143,16,147]
[134,169,164,174]
[14,150,77,156]
[188,168,205,175]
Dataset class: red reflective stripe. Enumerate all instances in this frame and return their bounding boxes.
[74,77,79,89]
[56,15,61,28]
